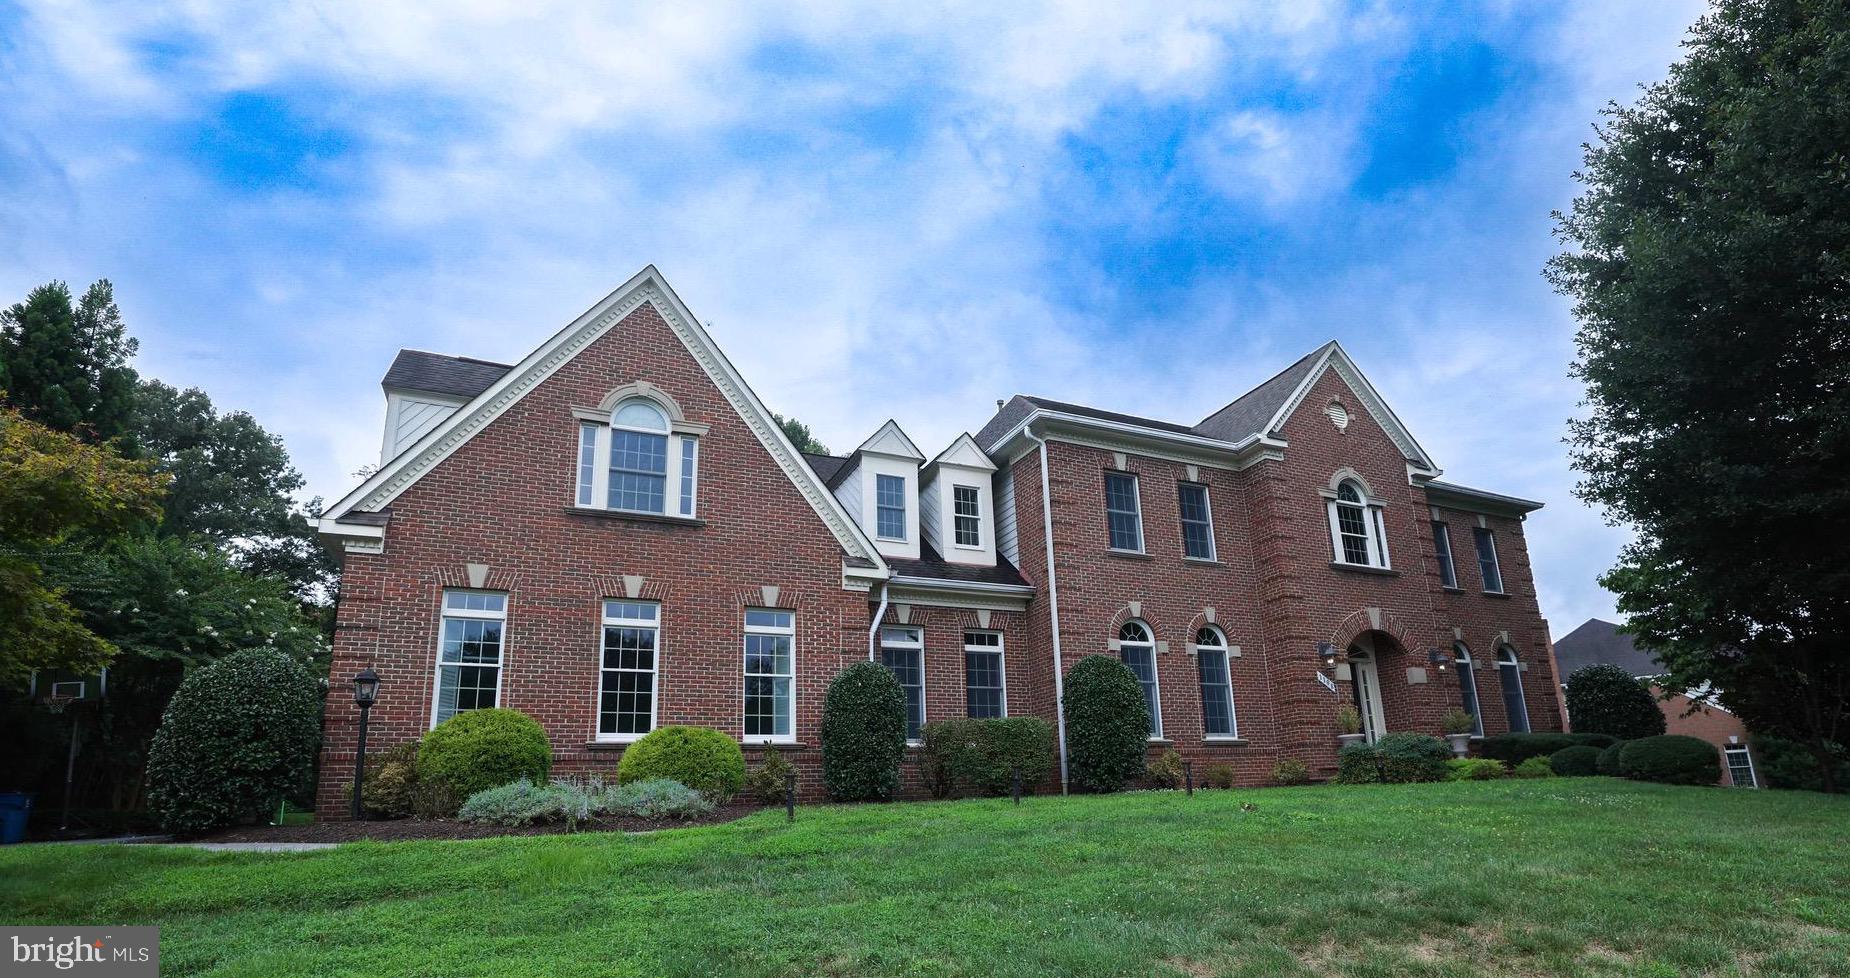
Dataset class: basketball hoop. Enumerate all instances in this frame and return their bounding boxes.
[41,694,75,715]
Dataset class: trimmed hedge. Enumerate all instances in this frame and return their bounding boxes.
[820,661,907,801]
[145,648,323,835]
[1751,736,1850,793]
[1514,756,1556,779]
[418,708,551,810]
[616,725,745,802]
[1564,664,1666,740]
[1447,758,1507,781]
[1062,655,1150,793]
[1597,740,1627,776]
[1478,732,1617,764]
[1618,735,1720,785]
[1335,733,1451,784]
[919,716,1055,797]
[1550,745,1602,777]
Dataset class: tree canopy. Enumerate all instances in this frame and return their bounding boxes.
[0,280,139,442]
[1549,0,1850,788]
[773,413,830,455]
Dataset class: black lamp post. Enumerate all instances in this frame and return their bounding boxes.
[350,668,380,821]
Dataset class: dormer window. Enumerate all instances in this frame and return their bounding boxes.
[876,474,907,540]
[573,388,701,518]
[953,486,981,547]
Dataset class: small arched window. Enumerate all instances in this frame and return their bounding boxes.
[1195,626,1237,739]
[1454,642,1484,737]
[1326,479,1390,568]
[575,393,700,517]
[1497,645,1530,733]
[1118,621,1161,739]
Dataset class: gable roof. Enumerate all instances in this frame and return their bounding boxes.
[321,266,885,570]
[1193,343,1329,442]
[925,432,997,473]
[856,419,925,460]
[382,350,513,399]
[1553,618,1664,679]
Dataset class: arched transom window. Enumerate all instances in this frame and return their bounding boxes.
[1497,645,1530,733]
[1326,479,1390,568]
[1454,642,1484,737]
[1118,620,1162,739]
[1195,626,1237,739]
[575,394,700,517]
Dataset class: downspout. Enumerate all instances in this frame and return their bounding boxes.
[1025,426,1070,794]
[867,580,889,661]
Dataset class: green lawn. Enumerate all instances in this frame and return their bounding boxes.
[2,780,1846,977]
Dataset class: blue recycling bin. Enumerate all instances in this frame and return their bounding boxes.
[0,792,34,844]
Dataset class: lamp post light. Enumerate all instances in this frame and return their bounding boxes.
[350,667,380,821]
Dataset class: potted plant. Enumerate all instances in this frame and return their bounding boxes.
[1440,709,1476,756]
[1335,704,1366,748]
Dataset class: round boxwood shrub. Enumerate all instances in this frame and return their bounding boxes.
[1564,664,1666,740]
[145,648,323,835]
[418,708,551,810]
[820,661,907,801]
[1618,735,1721,785]
[1335,733,1451,784]
[1597,740,1627,776]
[1550,745,1602,777]
[616,725,745,801]
[1751,735,1850,792]
[1478,732,1615,764]
[1513,756,1556,778]
[1062,655,1150,792]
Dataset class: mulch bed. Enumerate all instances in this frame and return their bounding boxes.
[169,805,761,844]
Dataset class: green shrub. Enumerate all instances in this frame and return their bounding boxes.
[1597,740,1627,776]
[1271,758,1311,786]
[1618,735,1721,785]
[456,776,713,826]
[820,661,907,801]
[457,779,577,827]
[1478,732,1615,764]
[144,649,323,835]
[1446,758,1508,781]
[1564,664,1667,740]
[1550,745,1602,777]
[920,717,1054,797]
[1062,655,1150,792]
[1440,709,1477,736]
[349,740,421,819]
[418,709,551,812]
[1205,763,1236,789]
[1335,733,1451,784]
[1147,749,1185,789]
[616,726,745,802]
[606,778,714,820]
[1514,756,1556,778]
[1751,736,1850,793]
[744,747,797,804]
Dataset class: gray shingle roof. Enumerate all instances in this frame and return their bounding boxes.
[800,452,850,485]
[1193,342,1332,442]
[887,540,1032,588]
[1552,618,1664,678]
[382,350,514,399]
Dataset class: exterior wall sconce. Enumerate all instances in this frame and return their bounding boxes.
[1317,642,1340,667]
[1427,649,1451,672]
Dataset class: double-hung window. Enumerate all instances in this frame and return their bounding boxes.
[1454,642,1484,737]
[964,631,1005,718]
[880,626,925,741]
[743,609,795,743]
[1119,621,1162,738]
[1178,483,1215,560]
[953,486,981,547]
[1105,472,1144,552]
[1327,480,1390,568]
[433,590,506,726]
[1195,627,1237,738]
[876,474,907,540]
[1433,521,1458,588]
[574,396,700,517]
[1496,646,1529,733]
[598,600,659,740]
[1474,527,1504,593]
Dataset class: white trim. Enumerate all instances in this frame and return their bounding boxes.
[962,629,1008,718]
[1178,481,1217,562]
[743,607,797,745]
[1194,625,1237,739]
[1454,642,1485,737]
[926,432,996,472]
[1496,645,1530,733]
[1474,527,1506,594]
[880,625,927,744]
[430,589,508,729]
[322,266,885,573]
[1264,342,1440,475]
[1327,479,1389,568]
[595,598,661,743]
[1433,521,1458,588]
[1119,619,1163,740]
[1105,470,1145,553]
[49,680,86,699]
[951,483,983,549]
[858,419,926,460]
[1723,744,1758,788]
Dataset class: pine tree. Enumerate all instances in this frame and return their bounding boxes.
[0,279,139,441]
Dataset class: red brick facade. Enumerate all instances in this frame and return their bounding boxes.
[318,278,1560,810]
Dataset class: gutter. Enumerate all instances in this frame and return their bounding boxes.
[1025,425,1070,794]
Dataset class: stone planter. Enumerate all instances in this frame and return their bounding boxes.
[1337,733,1367,749]
[1446,733,1472,757]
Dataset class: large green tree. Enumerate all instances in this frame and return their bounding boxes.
[773,413,830,455]
[1549,0,1850,790]
[0,280,139,442]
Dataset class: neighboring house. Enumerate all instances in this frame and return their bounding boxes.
[1553,618,1758,787]
[315,266,1561,810]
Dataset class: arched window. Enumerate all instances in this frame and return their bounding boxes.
[1327,479,1390,568]
[574,392,700,517]
[1497,645,1530,733]
[1118,621,1161,738]
[1195,626,1237,738]
[1454,642,1484,737]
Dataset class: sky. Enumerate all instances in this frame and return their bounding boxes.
[0,0,1712,637]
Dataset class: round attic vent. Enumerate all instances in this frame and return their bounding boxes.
[1326,400,1351,431]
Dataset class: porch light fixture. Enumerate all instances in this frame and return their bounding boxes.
[1317,642,1340,667]
[350,667,381,820]
[352,667,381,707]
[1427,649,1451,672]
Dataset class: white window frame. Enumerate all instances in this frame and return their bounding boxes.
[1178,482,1217,561]
[1496,645,1530,733]
[1119,620,1163,739]
[1105,471,1145,553]
[1194,626,1238,739]
[1433,521,1458,589]
[1454,642,1485,737]
[1723,744,1757,788]
[573,396,700,518]
[875,473,908,542]
[743,608,796,744]
[1326,479,1390,568]
[962,630,1007,718]
[430,589,508,729]
[594,599,660,743]
[952,484,982,549]
[881,625,926,744]
[1474,527,1505,594]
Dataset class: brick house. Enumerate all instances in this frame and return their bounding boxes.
[315,266,1562,810]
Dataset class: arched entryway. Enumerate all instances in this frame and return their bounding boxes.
[1342,631,1405,742]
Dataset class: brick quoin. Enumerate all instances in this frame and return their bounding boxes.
[319,278,1560,812]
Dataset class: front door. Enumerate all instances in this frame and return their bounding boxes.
[1349,645,1387,743]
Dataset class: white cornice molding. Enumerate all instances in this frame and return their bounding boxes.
[886,580,1033,612]
[1265,342,1440,476]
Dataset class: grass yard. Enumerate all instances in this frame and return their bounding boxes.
[2,780,1846,977]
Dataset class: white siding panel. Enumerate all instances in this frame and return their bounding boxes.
[833,461,862,524]
[919,473,942,554]
[996,468,1019,564]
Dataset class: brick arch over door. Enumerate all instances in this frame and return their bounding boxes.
[1328,608,1417,656]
